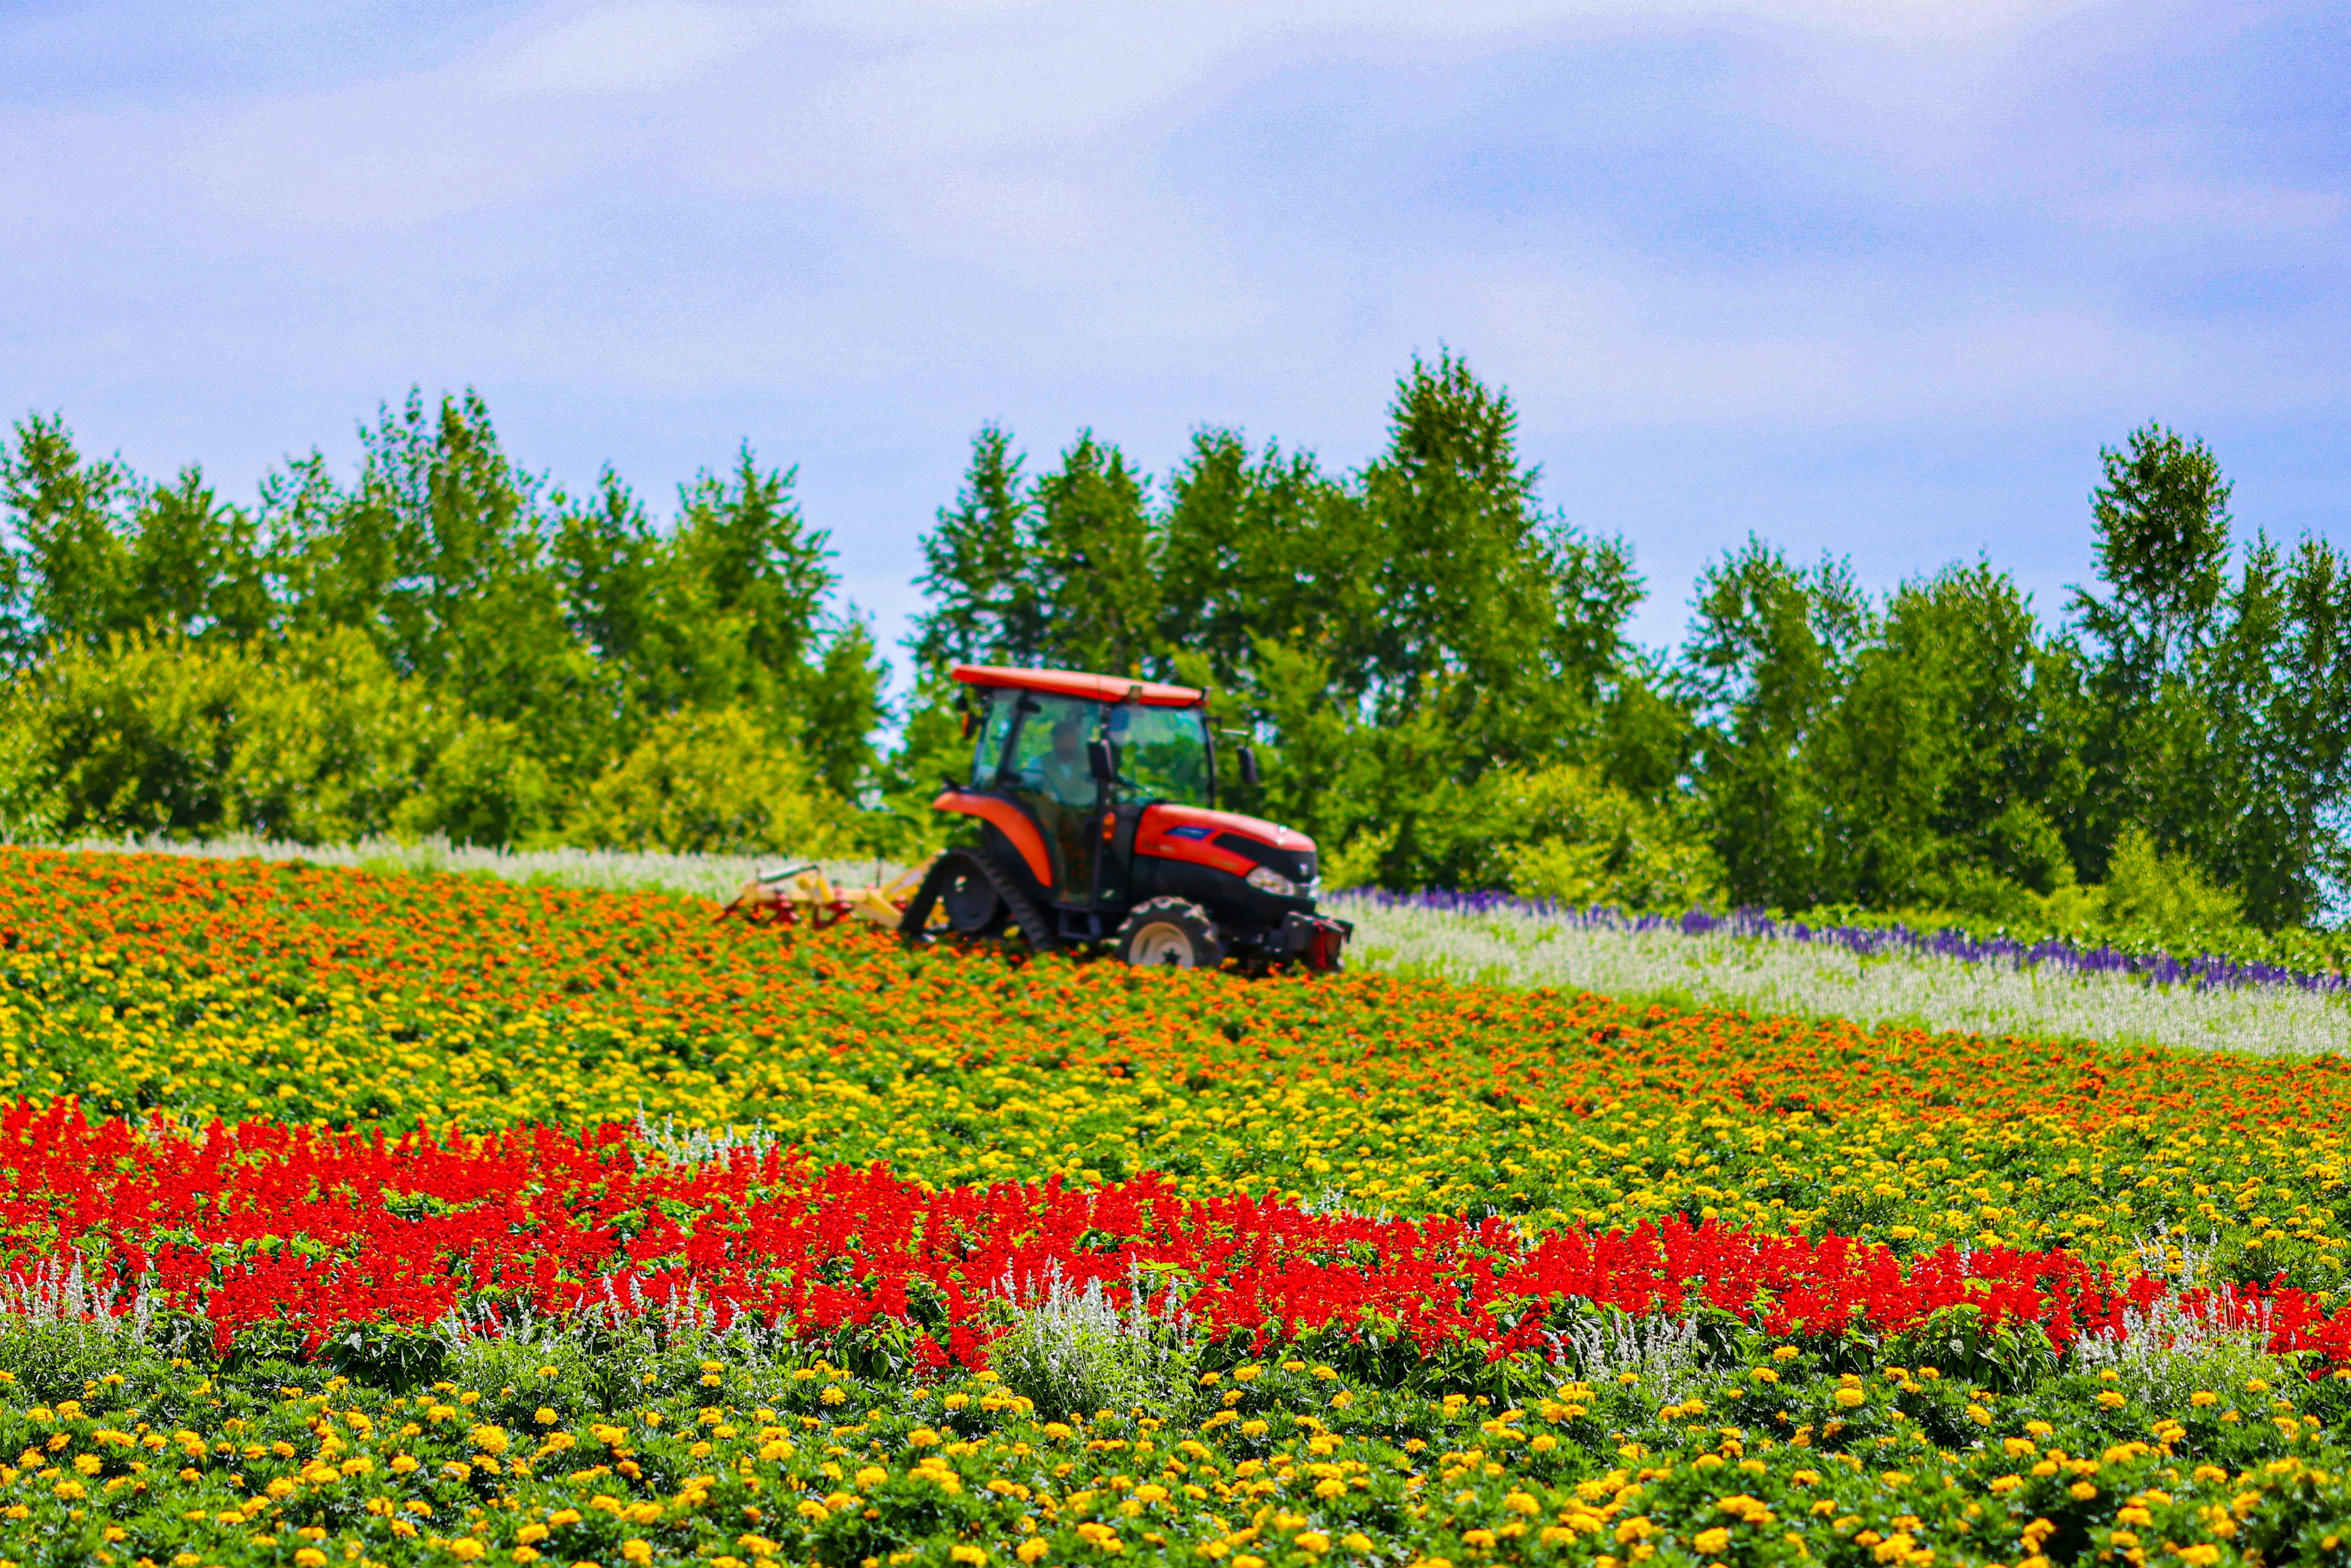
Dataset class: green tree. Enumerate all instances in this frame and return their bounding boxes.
[562,708,847,855]
[2071,424,2351,925]
[227,628,430,844]
[0,415,135,661]
[1352,353,1638,756]
[1494,763,1723,911]
[0,632,246,838]
[1157,431,1365,693]
[910,426,1044,668]
[665,446,885,797]
[1680,539,1868,908]
[1030,433,1158,677]
[910,427,1159,678]
[2080,425,2233,694]
[394,716,557,849]
[127,466,273,645]
[1828,561,2082,912]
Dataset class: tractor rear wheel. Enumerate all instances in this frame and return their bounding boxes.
[938,856,1008,936]
[1114,898,1224,969]
[902,849,1056,952]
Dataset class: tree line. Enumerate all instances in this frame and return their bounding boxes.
[6,360,2346,934]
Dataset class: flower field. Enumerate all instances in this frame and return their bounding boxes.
[9,849,2351,1567]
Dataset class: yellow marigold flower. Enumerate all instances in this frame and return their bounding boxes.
[1694,1528,1730,1554]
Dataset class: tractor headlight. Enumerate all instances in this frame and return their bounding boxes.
[1245,864,1299,899]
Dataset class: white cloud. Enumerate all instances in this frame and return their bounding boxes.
[1,0,2338,563]
[5,0,2094,248]
[492,1,746,92]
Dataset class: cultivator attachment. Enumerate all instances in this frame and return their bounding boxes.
[716,861,945,930]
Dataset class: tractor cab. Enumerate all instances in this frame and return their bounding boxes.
[900,664,1351,970]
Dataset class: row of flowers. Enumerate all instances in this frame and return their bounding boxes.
[3,1313,2347,1567]
[6,1102,2349,1375]
[1356,890,2351,996]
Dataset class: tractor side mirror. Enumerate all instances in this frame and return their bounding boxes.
[1087,738,1120,782]
[1238,745,1259,787]
[960,709,978,739]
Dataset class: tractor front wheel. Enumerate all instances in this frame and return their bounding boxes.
[1114,898,1224,969]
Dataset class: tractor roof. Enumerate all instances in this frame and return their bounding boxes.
[950,663,1203,708]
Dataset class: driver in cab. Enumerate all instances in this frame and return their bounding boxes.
[1040,714,1095,809]
[1033,713,1099,890]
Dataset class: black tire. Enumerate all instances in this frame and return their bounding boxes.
[1114,898,1224,969]
[939,857,1008,936]
[902,849,1056,953]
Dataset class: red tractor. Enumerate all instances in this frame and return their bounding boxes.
[899,664,1352,970]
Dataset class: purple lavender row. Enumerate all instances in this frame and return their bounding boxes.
[1342,888,2351,999]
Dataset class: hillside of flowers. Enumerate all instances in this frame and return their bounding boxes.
[8,849,2351,1566]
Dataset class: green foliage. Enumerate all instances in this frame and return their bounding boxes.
[2098,825,2246,938]
[397,716,557,849]
[0,395,888,854]
[857,666,980,859]
[2068,424,2351,926]
[560,708,847,855]
[0,632,247,838]
[1492,764,1724,910]
[228,628,432,845]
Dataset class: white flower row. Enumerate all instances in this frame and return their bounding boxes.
[1333,894,2351,1057]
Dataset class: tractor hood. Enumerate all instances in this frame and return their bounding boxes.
[1139,804,1314,852]
[1135,804,1318,888]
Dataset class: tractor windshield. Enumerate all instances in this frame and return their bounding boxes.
[1106,703,1212,806]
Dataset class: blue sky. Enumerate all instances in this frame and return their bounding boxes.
[4,0,2345,670]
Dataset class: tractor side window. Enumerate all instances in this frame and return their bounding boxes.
[1106,704,1210,806]
[1005,694,1103,809]
[969,691,1017,786]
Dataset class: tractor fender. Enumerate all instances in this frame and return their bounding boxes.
[931,791,1053,887]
